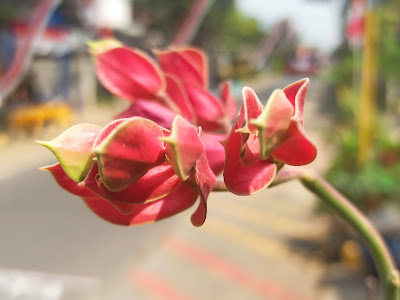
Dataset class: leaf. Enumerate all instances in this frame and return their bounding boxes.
[94,46,166,102]
[251,89,294,160]
[37,123,102,182]
[93,117,166,191]
[162,116,204,181]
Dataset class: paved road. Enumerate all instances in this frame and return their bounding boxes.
[0,163,183,298]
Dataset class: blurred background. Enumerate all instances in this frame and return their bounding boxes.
[0,0,400,299]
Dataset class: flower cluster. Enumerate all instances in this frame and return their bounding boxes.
[39,115,215,227]
[223,80,317,195]
[39,40,316,226]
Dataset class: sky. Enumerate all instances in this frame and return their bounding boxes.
[236,0,344,52]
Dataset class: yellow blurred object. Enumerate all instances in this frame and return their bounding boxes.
[358,9,380,165]
[340,239,364,271]
[7,102,74,133]
[0,131,10,147]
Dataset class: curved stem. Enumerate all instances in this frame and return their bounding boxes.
[272,167,400,300]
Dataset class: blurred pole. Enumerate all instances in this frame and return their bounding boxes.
[357,0,380,165]
[172,0,214,45]
[253,21,287,70]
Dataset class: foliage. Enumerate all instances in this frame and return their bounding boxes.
[379,3,400,80]
[195,2,263,50]
[325,89,400,213]
[133,0,263,51]
[324,1,400,213]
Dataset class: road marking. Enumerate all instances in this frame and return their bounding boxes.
[164,236,310,300]
[131,269,197,300]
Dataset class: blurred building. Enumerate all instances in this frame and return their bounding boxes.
[0,0,136,133]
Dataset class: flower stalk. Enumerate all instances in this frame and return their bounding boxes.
[274,166,400,300]
[38,40,399,298]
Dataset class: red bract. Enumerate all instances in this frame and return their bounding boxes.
[92,118,167,191]
[93,44,166,103]
[40,41,318,228]
[223,78,317,195]
[40,116,216,227]
[91,41,236,135]
[91,41,233,176]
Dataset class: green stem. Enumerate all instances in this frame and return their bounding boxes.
[273,167,400,300]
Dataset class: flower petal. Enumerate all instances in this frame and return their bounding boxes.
[202,133,226,175]
[165,74,196,122]
[37,124,102,182]
[155,47,208,89]
[93,119,126,147]
[162,116,204,181]
[116,100,177,129]
[223,95,277,196]
[79,163,136,214]
[283,78,309,124]
[220,81,237,121]
[251,89,294,160]
[82,183,198,226]
[272,122,317,166]
[223,127,277,195]
[40,163,98,198]
[184,84,224,131]
[191,150,216,227]
[235,87,264,165]
[83,163,181,204]
[104,201,137,215]
[94,46,166,102]
[93,117,166,191]
[236,87,263,134]
[239,132,260,166]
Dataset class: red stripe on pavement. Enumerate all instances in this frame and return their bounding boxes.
[131,269,197,300]
[164,236,310,300]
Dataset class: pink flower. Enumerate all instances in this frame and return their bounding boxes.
[223,78,317,195]
[39,41,317,227]
[39,115,215,226]
[91,41,231,175]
